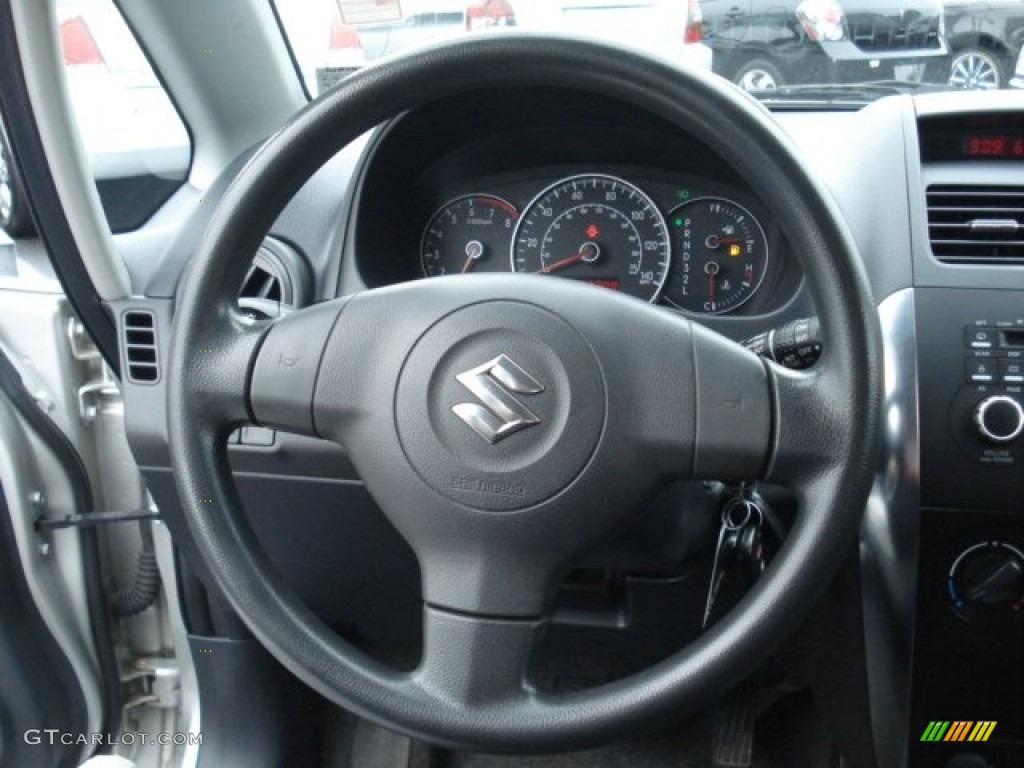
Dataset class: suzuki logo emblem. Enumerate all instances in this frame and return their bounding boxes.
[452,354,544,444]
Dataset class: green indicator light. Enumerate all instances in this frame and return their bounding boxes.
[673,217,684,227]
[677,189,691,200]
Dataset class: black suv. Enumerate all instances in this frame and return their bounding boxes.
[944,0,1024,89]
[702,0,948,90]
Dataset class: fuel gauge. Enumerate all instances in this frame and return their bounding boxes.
[662,198,768,314]
[420,194,518,277]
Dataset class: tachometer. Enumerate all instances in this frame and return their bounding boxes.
[511,174,670,303]
[421,195,518,277]
[661,198,768,314]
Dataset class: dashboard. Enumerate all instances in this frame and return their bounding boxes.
[349,87,803,321]
[326,88,1024,766]
[417,172,772,312]
[9,2,1024,760]
[120,79,1024,768]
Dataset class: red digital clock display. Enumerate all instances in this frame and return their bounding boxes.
[963,135,1024,158]
[920,115,1024,162]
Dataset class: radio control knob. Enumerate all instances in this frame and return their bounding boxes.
[973,395,1024,443]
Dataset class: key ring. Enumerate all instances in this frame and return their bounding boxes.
[721,495,763,532]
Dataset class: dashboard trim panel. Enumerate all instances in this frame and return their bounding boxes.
[863,287,921,768]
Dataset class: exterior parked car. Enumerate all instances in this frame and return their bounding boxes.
[279,0,712,96]
[353,0,468,61]
[943,0,1024,89]
[1012,39,1024,83]
[505,0,712,69]
[1,1,191,237]
[57,0,189,183]
[3,0,194,235]
[703,0,948,90]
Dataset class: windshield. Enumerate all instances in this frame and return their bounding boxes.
[273,0,1024,105]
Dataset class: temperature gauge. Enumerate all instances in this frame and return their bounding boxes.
[662,198,768,314]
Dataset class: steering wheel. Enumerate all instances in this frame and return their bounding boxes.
[167,35,881,753]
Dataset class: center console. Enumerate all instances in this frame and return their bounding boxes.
[892,96,1024,768]
[910,288,1024,768]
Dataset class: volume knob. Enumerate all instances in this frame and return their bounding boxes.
[973,395,1024,443]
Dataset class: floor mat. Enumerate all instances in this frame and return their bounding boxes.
[438,716,717,768]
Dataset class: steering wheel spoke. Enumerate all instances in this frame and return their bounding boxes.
[688,322,774,480]
[169,310,267,433]
[414,606,543,708]
[762,359,864,487]
[557,295,773,484]
[248,298,351,436]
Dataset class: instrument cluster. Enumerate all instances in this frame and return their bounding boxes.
[417,170,774,315]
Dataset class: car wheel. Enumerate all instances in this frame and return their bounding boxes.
[948,48,1003,90]
[734,59,784,92]
[0,123,35,237]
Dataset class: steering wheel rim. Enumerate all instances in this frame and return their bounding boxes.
[167,34,881,753]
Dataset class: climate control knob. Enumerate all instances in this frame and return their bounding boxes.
[949,541,1024,622]
[973,395,1024,443]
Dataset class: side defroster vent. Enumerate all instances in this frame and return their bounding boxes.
[122,310,159,384]
[240,262,282,304]
[238,238,312,319]
[927,185,1024,265]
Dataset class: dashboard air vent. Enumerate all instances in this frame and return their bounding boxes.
[122,310,159,384]
[240,262,283,304]
[237,239,311,319]
[927,185,1024,265]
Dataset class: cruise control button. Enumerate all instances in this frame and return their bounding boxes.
[967,359,996,383]
[965,327,996,349]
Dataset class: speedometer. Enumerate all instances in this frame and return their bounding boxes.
[511,174,670,303]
